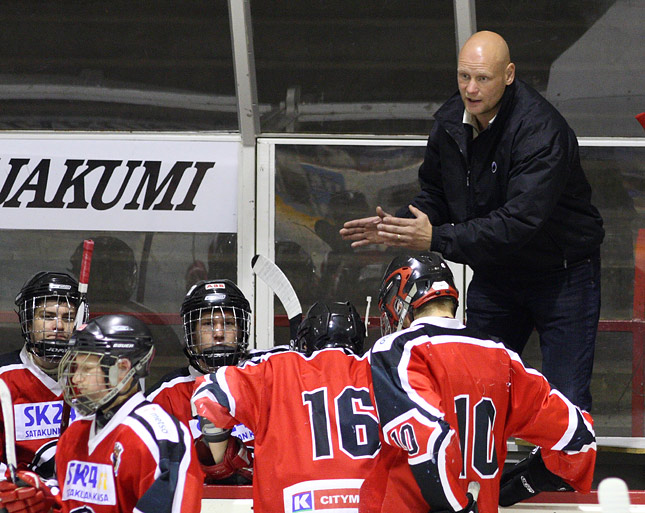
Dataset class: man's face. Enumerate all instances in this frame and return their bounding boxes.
[196,308,239,352]
[70,353,108,401]
[457,52,514,128]
[31,299,76,343]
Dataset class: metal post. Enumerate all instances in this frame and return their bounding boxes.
[453,0,477,58]
[228,0,260,346]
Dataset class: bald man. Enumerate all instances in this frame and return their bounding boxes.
[341,31,604,412]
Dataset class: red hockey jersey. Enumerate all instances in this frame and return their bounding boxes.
[55,392,202,513]
[147,366,254,445]
[192,348,381,513]
[0,348,78,478]
[360,317,597,513]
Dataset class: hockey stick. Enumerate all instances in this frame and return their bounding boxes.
[251,254,303,344]
[61,239,94,435]
[0,378,17,483]
[598,477,631,513]
[74,239,94,331]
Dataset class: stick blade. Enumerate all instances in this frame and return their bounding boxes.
[252,254,302,320]
[598,477,631,513]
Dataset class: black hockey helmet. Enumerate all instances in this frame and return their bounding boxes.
[180,279,251,373]
[295,301,366,356]
[378,252,459,335]
[70,236,137,302]
[15,271,85,363]
[59,314,155,416]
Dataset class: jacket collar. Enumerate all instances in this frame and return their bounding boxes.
[434,80,518,150]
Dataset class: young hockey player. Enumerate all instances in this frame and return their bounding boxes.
[359,253,596,513]
[0,271,86,479]
[146,279,254,483]
[192,301,377,513]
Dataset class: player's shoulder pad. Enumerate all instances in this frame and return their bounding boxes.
[145,366,192,396]
[132,402,182,443]
[244,345,292,365]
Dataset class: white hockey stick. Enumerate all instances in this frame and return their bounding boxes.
[364,296,372,332]
[251,254,302,343]
[0,378,17,482]
[598,477,631,513]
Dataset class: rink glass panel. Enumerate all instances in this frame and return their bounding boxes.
[274,142,645,437]
[0,231,236,388]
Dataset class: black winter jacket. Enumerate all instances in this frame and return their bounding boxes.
[398,79,604,272]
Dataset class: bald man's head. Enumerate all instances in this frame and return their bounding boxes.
[457,31,515,130]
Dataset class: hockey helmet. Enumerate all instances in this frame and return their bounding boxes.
[15,271,85,364]
[295,301,366,356]
[59,314,154,416]
[378,252,459,335]
[70,236,137,303]
[180,279,251,373]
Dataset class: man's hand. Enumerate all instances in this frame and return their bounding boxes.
[377,205,433,251]
[0,471,57,513]
[339,206,390,248]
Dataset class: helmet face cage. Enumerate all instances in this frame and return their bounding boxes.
[15,272,84,363]
[295,302,366,356]
[183,305,250,373]
[181,280,251,374]
[59,347,154,416]
[378,253,459,336]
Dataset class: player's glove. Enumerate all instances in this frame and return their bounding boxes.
[499,448,572,507]
[0,471,58,513]
[429,490,478,513]
[197,435,253,484]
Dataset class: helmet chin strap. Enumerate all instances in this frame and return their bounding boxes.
[396,283,417,332]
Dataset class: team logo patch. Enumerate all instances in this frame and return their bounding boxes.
[62,461,116,505]
[49,284,72,291]
[14,401,78,441]
[283,479,363,513]
[111,442,124,476]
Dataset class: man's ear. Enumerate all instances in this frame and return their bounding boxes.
[505,62,515,85]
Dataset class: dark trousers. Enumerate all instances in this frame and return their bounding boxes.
[465,254,601,411]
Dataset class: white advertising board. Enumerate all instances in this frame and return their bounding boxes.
[0,135,239,233]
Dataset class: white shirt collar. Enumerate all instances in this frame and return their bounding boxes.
[462,109,497,138]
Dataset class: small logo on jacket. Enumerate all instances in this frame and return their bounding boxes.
[491,161,497,173]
